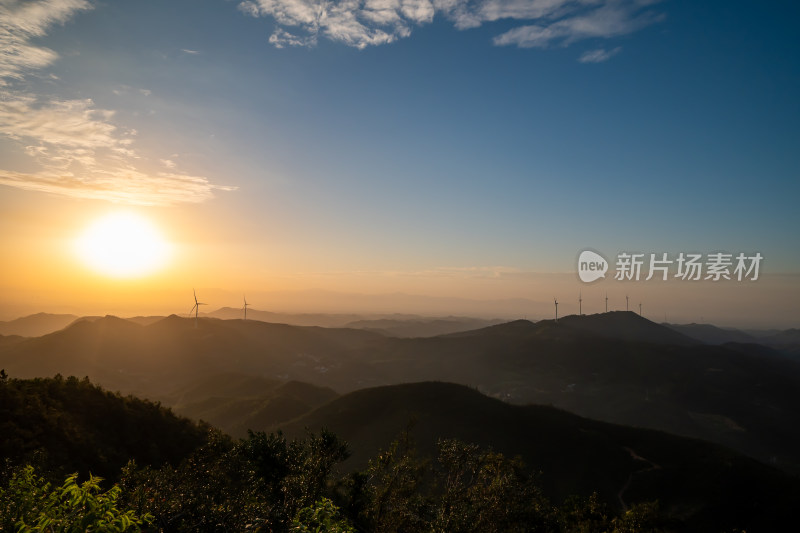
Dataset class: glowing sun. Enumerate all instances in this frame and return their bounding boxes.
[75,212,170,278]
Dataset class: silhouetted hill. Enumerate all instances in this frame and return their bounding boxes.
[0,334,25,348]
[4,312,800,474]
[165,372,282,406]
[0,315,385,399]
[757,329,800,360]
[279,381,800,532]
[447,312,697,345]
[0,313,78,337]
[763,328,800,345]
[554,312,698,345]
[207,307,367,327]
[170,373,338,437]
[0,375,206,481]
[665,322,757,345]
[342,317,503,337]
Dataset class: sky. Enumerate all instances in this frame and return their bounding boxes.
[0,0,798,327]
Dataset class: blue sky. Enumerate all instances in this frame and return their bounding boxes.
[0,0,798,322]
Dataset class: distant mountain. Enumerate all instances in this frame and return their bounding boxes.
[278,381,800,532]
[207,307,503,334]
[664,322,758,345]
[0,375,206,481]
[542,311,698,345]
[4,311,800,474]
[762,328,800,346]
[207,307,368,327]
[0,334,26,348]
[342,316,504,337]
[0,312,78,337]
[0,315,385,399]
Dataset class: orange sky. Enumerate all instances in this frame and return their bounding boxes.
[1,188,796,328]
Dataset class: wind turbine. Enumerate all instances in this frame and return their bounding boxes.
[242,295,250,320]
[579,291,582,316]
[189,289,206,329]
[626,295,629,312]
[605,292,608,313]
[554,297,559,323]
[639,302,642,316]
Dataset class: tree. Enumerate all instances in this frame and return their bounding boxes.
[432,439,555,533]
[346,427,430,533]
[291,498,354,533]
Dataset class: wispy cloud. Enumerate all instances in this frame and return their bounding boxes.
[238,0,663,51]
[0,0,91,83]
[0,93,235,205]
[578,46,622,63]
[0,0,233,205]
[493,1,663,49]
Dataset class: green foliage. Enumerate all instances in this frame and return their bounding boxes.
[432,439,556,533]
[119,428,271,532]
[0,465,149,532]
[291,498,354,533]
[118,428,349,532]
[349,427,430,532]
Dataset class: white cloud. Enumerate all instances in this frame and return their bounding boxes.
[578,46,621,63]
[493,1,664,48]
[0,92,235,205]
[240,0,662,50]
[0,167,231,206]
[0,0,91,83]
[242,0,433,49]
[0,0,234,205]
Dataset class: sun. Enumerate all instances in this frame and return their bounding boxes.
[75,212,170,278]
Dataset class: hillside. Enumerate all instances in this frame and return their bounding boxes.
[0,315,385,399]
[0,313,78,337]
[170,373,338,437]
[278,381,800,532]
[3,311,800,474]
[664,322,757,345]
[342,317,503,337]
[0,375,207,481]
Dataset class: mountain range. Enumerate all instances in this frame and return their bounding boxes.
[1,311,800,476]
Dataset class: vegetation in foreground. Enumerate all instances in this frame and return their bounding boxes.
[2,428,665,532]
[0,374,780,532]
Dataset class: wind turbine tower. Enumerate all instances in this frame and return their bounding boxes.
[554,298,559,323]
[626,295,629,312]
[605,292,608,313]
[242,295,251,320]
[639,302,642,316]
[189,289,206,329]
[579,291,582,315]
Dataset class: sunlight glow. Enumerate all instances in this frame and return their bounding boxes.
[75,212,170,278]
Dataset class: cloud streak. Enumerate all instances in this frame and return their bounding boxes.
[239,0,663,54]
[0,0,233,205]
[578,46,622,63]
[0,0,91,83]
